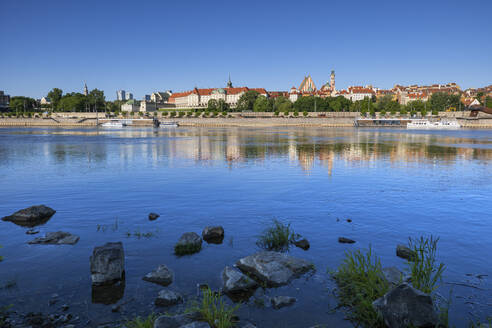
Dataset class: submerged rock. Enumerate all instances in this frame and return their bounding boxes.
[396,245,416,261]
[382,267,404,286]
[222,266,258,294]
[149,213,160,221]
[235,251,314,287]
[91,280,125,305]
[180,322,210,328]
[271,296,296,309]
[28,231,79,245]
[293,237,310,250]
[155,289,183,307]
[143,264,173,286]
[373,283,438,328]
[338,237,356,244]
[202,226,224,244]
[26,229,39,235]
[154,312,202,328]
[1,205,56,227]
[174,232,202,255]
[90,242,125,286]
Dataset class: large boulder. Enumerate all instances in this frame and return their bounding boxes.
[222,266,258,294]
[202,226,224,244]
[372,283,438,328]
[396,245,416,261]
[1,205,56,227]
[174,232,202,255]
[154,312,202,328]
[28,231,79,245]
[143,264,173,286]
[235,251,314,287]
[90,242,125,286]
[155,289,183,307]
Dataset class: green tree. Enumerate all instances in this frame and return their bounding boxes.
[47,88,63,108]
[88,89,105,111]
[236,90,259,111]
[294,96,316,112]
[9,96,37,113]
[278,101,292,113]
[429,92,461,112]
[207,99,218,111]
[217,99,230,112]
[57,93,87,112]
[253,95,271,112]
[486,96,492,108]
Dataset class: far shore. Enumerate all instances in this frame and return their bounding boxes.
[0,111,491,128]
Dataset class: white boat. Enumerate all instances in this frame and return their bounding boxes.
[407,119,460,129]
[159,121,179,128]
[101,121,126,128]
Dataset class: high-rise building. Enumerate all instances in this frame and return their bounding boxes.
[116,90,126,101]
[330,70,336,92]
[126,93,133,100]
[0,91,10,110]
[144,95,151,101]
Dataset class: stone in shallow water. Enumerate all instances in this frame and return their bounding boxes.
[222,266,258,294]
[372,283,438,328]
[293,238,310,250]
[174,232,202,255]
[271,296,296,309]
[235,251,314,287]
[90,242,125,286]
[154,312,202,328]
[155,289,183,307]
[396,244,417,261]
[149,213,160,221]
[28,231,79,245]
[381,266,403,286]
[202,226,225,244]
[338,237,356,244]
[1,205,56,227]
[179,322,210,328]
[143,264,173,286]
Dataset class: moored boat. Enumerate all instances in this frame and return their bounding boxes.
[407,119,460,129]
[101,121,126,128]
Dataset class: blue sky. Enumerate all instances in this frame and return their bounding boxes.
[1,0,491,100]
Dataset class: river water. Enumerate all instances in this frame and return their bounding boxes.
[0,126,491,327]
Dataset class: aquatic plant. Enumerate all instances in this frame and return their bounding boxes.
[406,235,445,294]
[331,247,389,328]
[174,242,201,256]
[125,313,158,328]
[197,287,239,328]
[256,219,296,252]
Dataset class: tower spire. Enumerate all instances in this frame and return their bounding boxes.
[84,82,88,96]
[227,74,233,88]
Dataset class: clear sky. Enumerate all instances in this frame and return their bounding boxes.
[1,0,491,100]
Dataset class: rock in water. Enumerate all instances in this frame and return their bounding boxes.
[143,264,173,286]
[202,226,225,244]
[372,283,438,328]
[154,289,183,307]
[90,242,125,286]
[396,245,416,261]
[180,323,210,328]
[28,231,80,245]
[271,296,296,309]
[154,312,202,328]
[235,251,314,287]
[1,205,56,227]
[338,237,356,244]
[381,267,404,286]
[149,213,160,221]
[222,266,258,294]
[293,238,310,250]
[174,232,202,255]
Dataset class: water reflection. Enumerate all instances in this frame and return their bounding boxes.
[0,128,491,174]
[91,279,125,305]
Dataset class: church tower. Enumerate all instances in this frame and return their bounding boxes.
[226,74,233,88]
[330,70,335,92]
[84,82,88,96]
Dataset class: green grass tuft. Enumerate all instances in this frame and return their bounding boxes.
[256,219,297,252]
[124,313,158,328]
[331,247,389,328]
[406,235,445,294]
[174,243,202,256]
[197,287,239,328]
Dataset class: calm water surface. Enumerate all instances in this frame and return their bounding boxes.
[0,126,491,327]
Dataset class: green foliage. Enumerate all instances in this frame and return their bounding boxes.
[278,101,292,113]
[174,242,202,256]
[429,92,462,112]
[47,88,63,107]
[9,96,37,112]
[293,110,299,117]
[274,110,279,116]
[253,95,271,112]
[406,235,445,294]
[331,247,389,327]
[217,99,230,112]
[208,99,218,111]
[197,287,239,328]
[283,110,290,116]
[57,92,87,112]
[257,219,296,252]
[221,111,227,117]
[125,313,158,328]
[303,110,308,117]
[237,90,259,111]
[170,111,176,117]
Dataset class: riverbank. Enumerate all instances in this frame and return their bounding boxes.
[1,111,492,128]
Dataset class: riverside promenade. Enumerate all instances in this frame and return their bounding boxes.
[0,111,491,128]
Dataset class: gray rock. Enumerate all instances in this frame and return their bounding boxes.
[179,323,210,328]
[155,289,183,307]
[222,266,258,294]
[271,296,296,309]
[293,238,310,250]
[1,205,56,227]
[26,229,39,235]
[149,213,160,221]
[373,283,438,328]
[174,232,202,255]
[338,237,356,244]
[90,242,125,286]
[235,251,314,287]
[202,226,224,244]
[28,231,80,245]
[396,245,416,261]
[382,267,403,286]
[154,312,202,328]
[143,264,173,286]
[241,324,257,328]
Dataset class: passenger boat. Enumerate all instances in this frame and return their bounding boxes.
[101,121,126,128]
[407,119,460,129]
[159,121,179,128]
